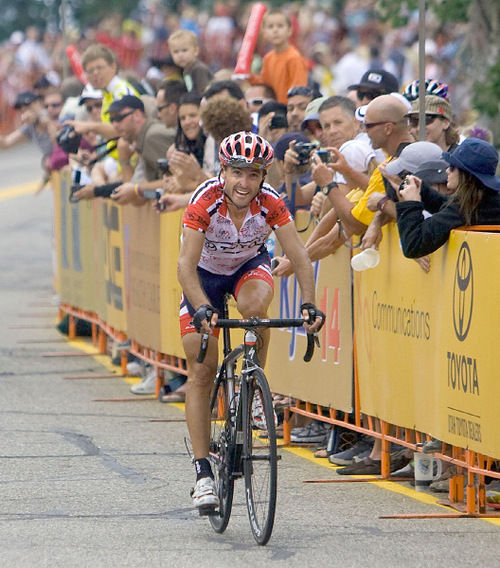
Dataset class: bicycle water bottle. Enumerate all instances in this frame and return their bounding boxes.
[266,232,276,259]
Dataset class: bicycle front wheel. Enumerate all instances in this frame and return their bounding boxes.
[243,368,278,546]
[208,377,234,533]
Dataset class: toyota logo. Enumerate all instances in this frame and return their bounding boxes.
[453,242,473,341]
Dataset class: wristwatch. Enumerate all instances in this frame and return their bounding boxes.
[322,182,338,196]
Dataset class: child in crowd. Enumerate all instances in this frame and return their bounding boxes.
[167,30,213,95]
[252,10,308,105]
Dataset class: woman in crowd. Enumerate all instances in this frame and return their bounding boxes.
[163,91,207,194]
[396,137,500,258]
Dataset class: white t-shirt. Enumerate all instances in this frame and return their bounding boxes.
[334,137,376,185]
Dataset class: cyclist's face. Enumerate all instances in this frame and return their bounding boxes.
[221,165,265,210]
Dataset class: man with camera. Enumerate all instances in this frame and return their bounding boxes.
[282,97,375,215]
[273,95,412,279]
[73,95,171,205]
[272,95,377,277]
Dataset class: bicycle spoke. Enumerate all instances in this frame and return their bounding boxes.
[243,369,278,545]
[208,377,234,533]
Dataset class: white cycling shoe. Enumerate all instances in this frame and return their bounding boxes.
[191,477,219,515]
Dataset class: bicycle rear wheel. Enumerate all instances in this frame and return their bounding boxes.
[208,376,234,533]
[243,368,278,545]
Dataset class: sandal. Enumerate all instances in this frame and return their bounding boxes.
[160,391,186,403]
[314,448,330,458]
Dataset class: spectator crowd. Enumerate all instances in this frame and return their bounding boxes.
[2,1,500,498]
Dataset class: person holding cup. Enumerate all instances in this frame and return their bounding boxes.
[396,138,500,258]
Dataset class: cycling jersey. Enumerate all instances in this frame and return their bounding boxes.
[182,177,293,275]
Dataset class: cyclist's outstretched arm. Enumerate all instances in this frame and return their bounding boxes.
[177,227,218,333]
[274,223,323,334]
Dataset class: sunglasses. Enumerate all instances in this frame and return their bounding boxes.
[247,97,266,107]
[109,110,135,123]
[85,102,102,112]
[357,89,380,101]
[157,103,170,112]
[448,164,456,172]
[225,156,267,170]
[363,120,395,130]
[45,102,62,109]
[408,115,438,128]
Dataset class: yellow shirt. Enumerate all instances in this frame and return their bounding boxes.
[350,166,386,227]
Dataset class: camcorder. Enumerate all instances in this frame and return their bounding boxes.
[294,141,318,165]
[56,124,82,155]
[142,188,166,211]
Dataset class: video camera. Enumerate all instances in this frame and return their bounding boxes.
[56,124,82,155]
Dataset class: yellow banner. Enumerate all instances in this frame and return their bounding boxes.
[355,224,500,458]
[159,210,185,357]
[122,205,162,351]
[267,211,354,412]
[52,171,101,313]
[100,200,127,331]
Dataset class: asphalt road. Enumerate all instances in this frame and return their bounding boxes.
[0,143,499,567]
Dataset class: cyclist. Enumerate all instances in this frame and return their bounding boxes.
[177,131,325,512]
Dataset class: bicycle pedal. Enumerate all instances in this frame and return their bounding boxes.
[198,504,219,517]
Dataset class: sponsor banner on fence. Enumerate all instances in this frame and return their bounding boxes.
[53,171,102,314]
[355,223,500,458]
[159,210,185,357]
[267,211,354,412]
[122,205,162,351]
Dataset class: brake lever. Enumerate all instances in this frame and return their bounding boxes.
[197,333,209,363]
[303,332,320,362]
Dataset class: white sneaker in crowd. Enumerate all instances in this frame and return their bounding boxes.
[126,361,143,377]
[130,366,157,395]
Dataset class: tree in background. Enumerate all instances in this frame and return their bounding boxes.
[0,0,139,40]
[377,0,500,144]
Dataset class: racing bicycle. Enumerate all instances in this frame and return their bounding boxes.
[197,295,318,545]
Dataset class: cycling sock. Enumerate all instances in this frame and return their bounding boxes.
[195,458,214,481]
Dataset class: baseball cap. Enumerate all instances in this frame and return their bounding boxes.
[78,84,103,106]
[108,95,144,114]
[443,138,500,191]
[349,69,399,95]
[414,159,449,185]
[14,91,39,109]
[385,141,444,176]
[407,94,452,122]
[274,132,310,161]
[301,96,328,130]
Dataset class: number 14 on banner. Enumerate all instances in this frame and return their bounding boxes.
[319,286,341,363]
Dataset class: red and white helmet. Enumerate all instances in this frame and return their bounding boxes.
[219,131,274,170]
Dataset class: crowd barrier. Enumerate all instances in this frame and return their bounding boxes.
[52,170,500,518]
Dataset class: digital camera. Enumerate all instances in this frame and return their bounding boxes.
[156,158,171,174]
[294,141,318,165]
